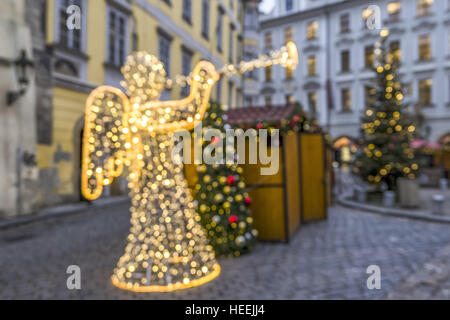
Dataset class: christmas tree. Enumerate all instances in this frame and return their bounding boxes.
[193,101,258,257]
[354,29,419,191]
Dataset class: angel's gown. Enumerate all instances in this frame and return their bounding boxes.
[110,65,220,292]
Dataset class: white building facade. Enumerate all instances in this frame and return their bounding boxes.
[259,0,450,142]
[243,0,262,107]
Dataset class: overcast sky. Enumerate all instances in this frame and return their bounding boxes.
[259,0,275,14]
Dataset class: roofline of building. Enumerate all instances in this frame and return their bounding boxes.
[260,0,369,29]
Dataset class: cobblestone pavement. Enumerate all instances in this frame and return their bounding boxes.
[0,203,449,299]
[387,243,450,300]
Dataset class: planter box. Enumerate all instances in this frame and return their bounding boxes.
[398,178,420,208]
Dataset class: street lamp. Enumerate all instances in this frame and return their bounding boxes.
[7,50,34,106]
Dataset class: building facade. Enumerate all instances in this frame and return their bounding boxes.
[0,0,38,218]
[242,0,262,107]
[33,0,246,209]
[258,0,450,143]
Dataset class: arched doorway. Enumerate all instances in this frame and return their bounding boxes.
[73,117,89,202]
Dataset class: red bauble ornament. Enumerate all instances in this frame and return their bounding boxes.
[244,197,252,206]
[293,114,300,122]
[256,123,263,130]
[229,215,238,224]
[227,175,236,186]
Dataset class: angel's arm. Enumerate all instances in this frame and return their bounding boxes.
[81,86,131,200]
[143,61,220,133]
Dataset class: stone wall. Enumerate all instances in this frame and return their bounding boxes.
[0,0,38,218]
[25,0,59,210]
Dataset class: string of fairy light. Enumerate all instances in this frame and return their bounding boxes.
[164,42,298,89]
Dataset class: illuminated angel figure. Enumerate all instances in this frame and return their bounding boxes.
[82,53,220,292]
[82,43,298,292]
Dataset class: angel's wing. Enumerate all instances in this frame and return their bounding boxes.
[81,86,131,200]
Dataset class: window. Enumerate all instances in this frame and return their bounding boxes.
[244,52,256,80]
[285,27,293,43]
[285,27,294,79]
[387,2,401,21]
[340,13,351,34]
[216,11,224,52]
[341,89,352,112]
[237,35,243,65]
[158,31,172,76]
[419,79,433,106]
[216,78,222,102]
[448,31,450,54]
[341,50,350,72]
[229,24,234,63]
[202,0,210,39]
[264,32,272,49]
[228,81,234,107]
[181,48,192,97]
[362,7,377,28]
[132,28,138,52]
[307,21,318,40]
[182,0,192,23]
[417,0,434,17]
[245,6,258,30]
[364,86,376,106]
[364,45,374,69]
[308,92,317,115]
[286,66,294,80]
[265,96,272,106]
[362,7,374,27]
[265,65,272,82]
[307,55,316,76]
[286,0,293,12]
[107,7,127,66]
[389,41,401,64]
[286,94,294,105]
[58,0,83,51]
[419,35,431,61]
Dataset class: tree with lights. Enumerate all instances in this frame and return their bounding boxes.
[354,29,419,191]
[193,101,258,257]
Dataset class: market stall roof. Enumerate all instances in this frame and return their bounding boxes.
[411,139,441,150]
[225,104,296,125]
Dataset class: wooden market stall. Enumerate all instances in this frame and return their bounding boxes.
[184,104,330,242]
[187,104,329,242]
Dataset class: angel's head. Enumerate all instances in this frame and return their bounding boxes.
[121,52,167,102]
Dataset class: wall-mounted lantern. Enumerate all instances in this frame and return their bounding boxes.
[7,50,34,106]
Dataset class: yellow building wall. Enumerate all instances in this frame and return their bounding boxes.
[86,0,107,85]
[46,0,55,44]
[41,0,243,200]
[38,88,88,196]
